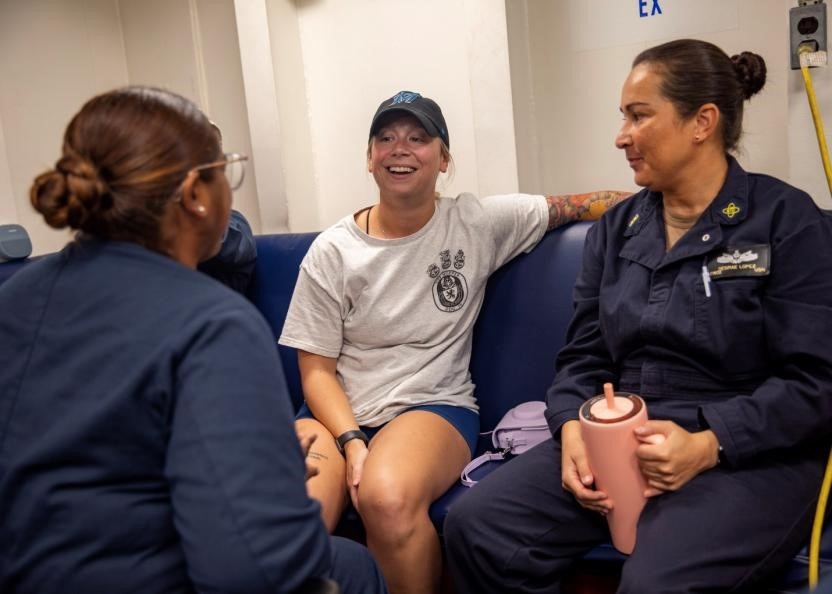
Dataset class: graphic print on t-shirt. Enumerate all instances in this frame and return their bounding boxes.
[426,249,468,312]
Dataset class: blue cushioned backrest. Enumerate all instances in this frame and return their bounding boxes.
[248,232,318,410]
[470,221,591,432]
[0,257,40,287]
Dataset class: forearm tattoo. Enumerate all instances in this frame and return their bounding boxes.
[545,190,631,230]
[307,451,328,462]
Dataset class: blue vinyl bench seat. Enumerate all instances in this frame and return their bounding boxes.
[2,221,829,592]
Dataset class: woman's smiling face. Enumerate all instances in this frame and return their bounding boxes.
[368,113,448,201]
[615,63,698,192]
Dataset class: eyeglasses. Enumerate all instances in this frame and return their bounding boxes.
[190,152,249,191]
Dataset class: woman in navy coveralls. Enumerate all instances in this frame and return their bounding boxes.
[0,87,386,594]
[445,39,832,593]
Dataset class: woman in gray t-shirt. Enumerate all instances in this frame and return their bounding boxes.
[279,90,629,594]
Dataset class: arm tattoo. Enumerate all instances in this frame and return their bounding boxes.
[545,190,632,230]
[307,451,328,462]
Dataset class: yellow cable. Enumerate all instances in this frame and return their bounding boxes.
[799,47,832,592]
[799,52,832,199]
[809,448,832,590]
[781,48,832,591]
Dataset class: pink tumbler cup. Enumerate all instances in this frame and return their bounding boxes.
[578,388,648,554]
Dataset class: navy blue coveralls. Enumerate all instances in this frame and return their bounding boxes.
[0,235,387,594]
[445,157,832,594]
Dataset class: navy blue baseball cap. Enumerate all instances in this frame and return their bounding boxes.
[369,91,450,148]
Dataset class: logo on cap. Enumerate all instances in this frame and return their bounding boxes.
[389,91,422,106]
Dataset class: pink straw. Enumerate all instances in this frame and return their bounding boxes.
[603,382,616,410]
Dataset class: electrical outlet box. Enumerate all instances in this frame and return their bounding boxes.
[790,1,828,69]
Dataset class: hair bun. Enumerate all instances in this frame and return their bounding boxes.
[31,154,111,230]
[30,170,70,229]
[731,51,767,99]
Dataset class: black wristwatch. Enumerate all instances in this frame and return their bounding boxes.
[336,429,369,455]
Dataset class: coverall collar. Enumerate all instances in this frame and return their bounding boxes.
[620,156,750,269]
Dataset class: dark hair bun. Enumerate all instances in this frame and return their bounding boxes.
[731,51,767,99]
[30,154,111,231]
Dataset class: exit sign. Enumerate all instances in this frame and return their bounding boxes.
[639,0,663,18]
[568,0,739,52]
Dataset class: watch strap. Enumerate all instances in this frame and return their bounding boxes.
[336,429,369,454]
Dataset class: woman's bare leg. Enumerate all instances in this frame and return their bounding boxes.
[355,411,470,594]
[296,417,348,533]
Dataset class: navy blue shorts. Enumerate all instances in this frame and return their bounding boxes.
[296,402,480,456]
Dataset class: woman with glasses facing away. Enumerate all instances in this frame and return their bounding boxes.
[0,86,387,594]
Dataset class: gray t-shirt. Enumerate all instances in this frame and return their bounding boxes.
[279,192,548,426]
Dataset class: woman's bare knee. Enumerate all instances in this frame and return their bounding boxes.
[356,476,426,545]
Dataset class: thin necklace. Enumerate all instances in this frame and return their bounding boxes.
[366,205,387,238]
[366,201,438,238]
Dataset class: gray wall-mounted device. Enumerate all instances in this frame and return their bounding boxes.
[0,224,33,261]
